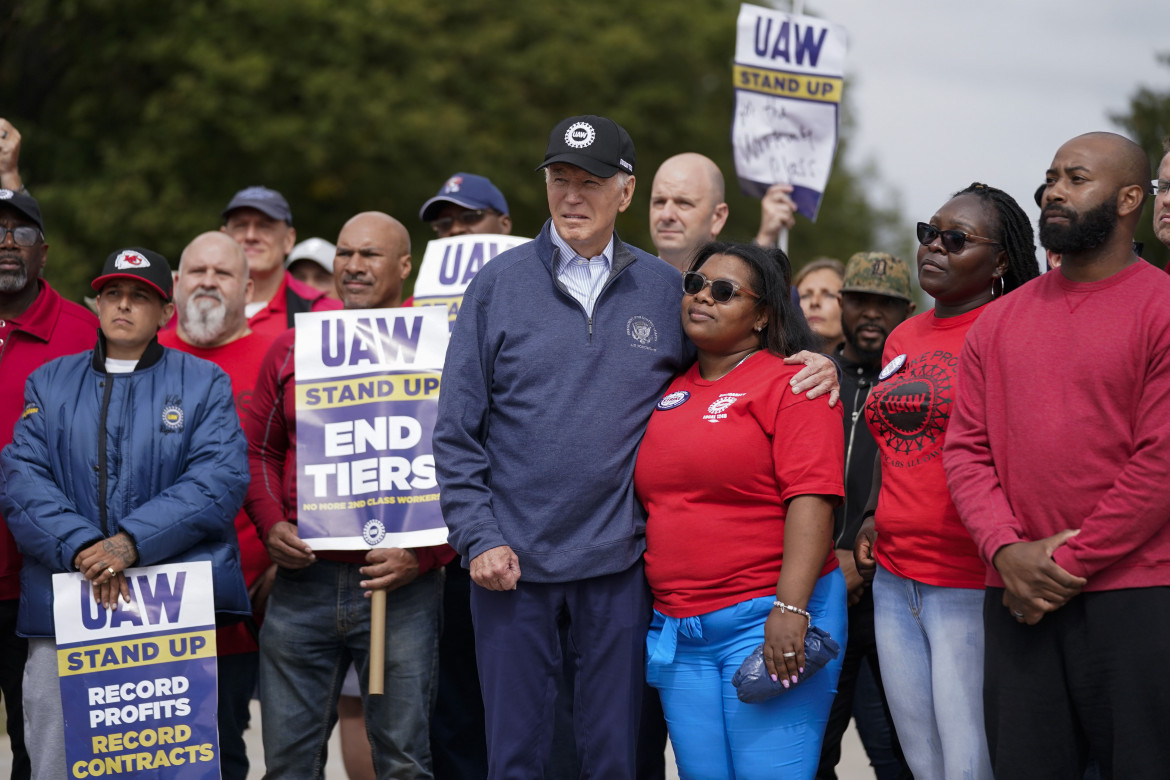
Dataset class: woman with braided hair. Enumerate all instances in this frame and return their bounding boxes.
[853,183,1039,780]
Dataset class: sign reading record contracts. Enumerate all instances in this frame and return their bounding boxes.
[732,3,847,220]
[294,306,452,550]
[54,562,220,779]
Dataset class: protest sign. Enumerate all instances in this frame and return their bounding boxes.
[53,562,219,779]
[411,234,530,330]
[294,306,451,550]
[732,3,847,221]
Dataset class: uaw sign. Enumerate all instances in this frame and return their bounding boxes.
[411,234,530,331]
[294,307,451,550]
[53,562,220,779]
[732,3,847,221]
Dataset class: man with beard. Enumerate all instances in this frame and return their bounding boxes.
[818,252,913,780]
[0,189,95,779]
[157,231,273,780]
[245,212,452,779]
[1153,137,1170,254]
[944,132,1170,778]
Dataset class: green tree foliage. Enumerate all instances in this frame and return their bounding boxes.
[2,0,902,301]
[1111,52,1170,270]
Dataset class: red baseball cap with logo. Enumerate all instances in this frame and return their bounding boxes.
[91,247,173,302]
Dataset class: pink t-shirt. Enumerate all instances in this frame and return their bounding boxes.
[865,306,987,588]
[634,351,843,618]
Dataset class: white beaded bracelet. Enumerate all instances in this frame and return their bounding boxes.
[773,600,811,625]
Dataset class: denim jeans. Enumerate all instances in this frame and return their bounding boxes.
[259,560,443,780]
[872,565,992,780]
[647,571,847,780]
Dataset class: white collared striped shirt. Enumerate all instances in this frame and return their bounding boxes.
[551,229,614,318]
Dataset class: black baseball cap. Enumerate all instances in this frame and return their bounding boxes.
[0,189,44,232]
[92,248,173,302]
[537,115,635,178]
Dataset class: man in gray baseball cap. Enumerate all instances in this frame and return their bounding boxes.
[219,185,339,340]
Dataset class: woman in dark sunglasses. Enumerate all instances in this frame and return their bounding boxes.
[854,183,1039,780]
[635,241,847,779]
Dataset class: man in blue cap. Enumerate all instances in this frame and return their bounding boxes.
[420,173,512,239]
[220,186,340,341]
[420,171,514,780]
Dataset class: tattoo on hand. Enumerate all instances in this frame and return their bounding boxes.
[102,536,137,567]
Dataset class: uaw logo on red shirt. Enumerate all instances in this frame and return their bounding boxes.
[114,250,151,269]
[703,392,745,424]
[866,351,955,462]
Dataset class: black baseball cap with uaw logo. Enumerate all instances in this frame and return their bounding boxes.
[91,247,173,302]
[537,115,636,178]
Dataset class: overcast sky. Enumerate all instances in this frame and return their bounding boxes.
[806,0,1166,260]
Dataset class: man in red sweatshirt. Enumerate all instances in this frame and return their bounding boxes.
[245,211,452,779]
[944,132,1170,779]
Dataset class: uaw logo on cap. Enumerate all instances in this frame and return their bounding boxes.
[0,189,13,200]
[362,519,387,546]
[443,176,463,193]
[565,122,596,149]
[115,250,151,270]
[657,391,690,411]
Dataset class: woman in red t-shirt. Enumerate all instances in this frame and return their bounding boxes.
[635,241,845,779]
[854,184,1040,780]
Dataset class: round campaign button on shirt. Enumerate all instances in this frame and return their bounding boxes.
[657,391,690,410]
[879,354,907,381]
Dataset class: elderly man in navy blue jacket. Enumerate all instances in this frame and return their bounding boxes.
[434,116,835,779]
[0,247,250,779]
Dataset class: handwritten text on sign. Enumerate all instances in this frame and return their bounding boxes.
[732,3,847,221]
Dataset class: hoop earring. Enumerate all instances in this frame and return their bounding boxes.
[991,275,1004,298]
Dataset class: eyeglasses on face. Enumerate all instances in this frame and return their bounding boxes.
[1152,179,1170,196]
[431,209,491,234]
[916,222,1001,253]
[0,225,41,247]
[682,271,758,303]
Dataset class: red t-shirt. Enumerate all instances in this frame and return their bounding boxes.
[864,306,987,588]
[246,272,342,343]
[159,329,281,655]
[158,330,276,587]
[0,281,97,600]
[634,351,843,618]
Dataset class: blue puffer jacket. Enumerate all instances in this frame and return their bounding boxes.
[0,335,250,638]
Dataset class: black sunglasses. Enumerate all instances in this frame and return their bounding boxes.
[431,209,492,234]
[916,222,1001,253]
[682,271,758,303]
[0,226,42,247]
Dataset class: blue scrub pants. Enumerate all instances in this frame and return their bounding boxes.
[646,571,846,780]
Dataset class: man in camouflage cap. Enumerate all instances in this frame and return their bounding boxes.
[817,251,916,779]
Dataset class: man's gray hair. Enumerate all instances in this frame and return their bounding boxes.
[543,167,631,190]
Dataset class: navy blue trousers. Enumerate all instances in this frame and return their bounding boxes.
[471,563,650,780]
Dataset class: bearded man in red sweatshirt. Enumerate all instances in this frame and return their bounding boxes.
[944,132,1170,780]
